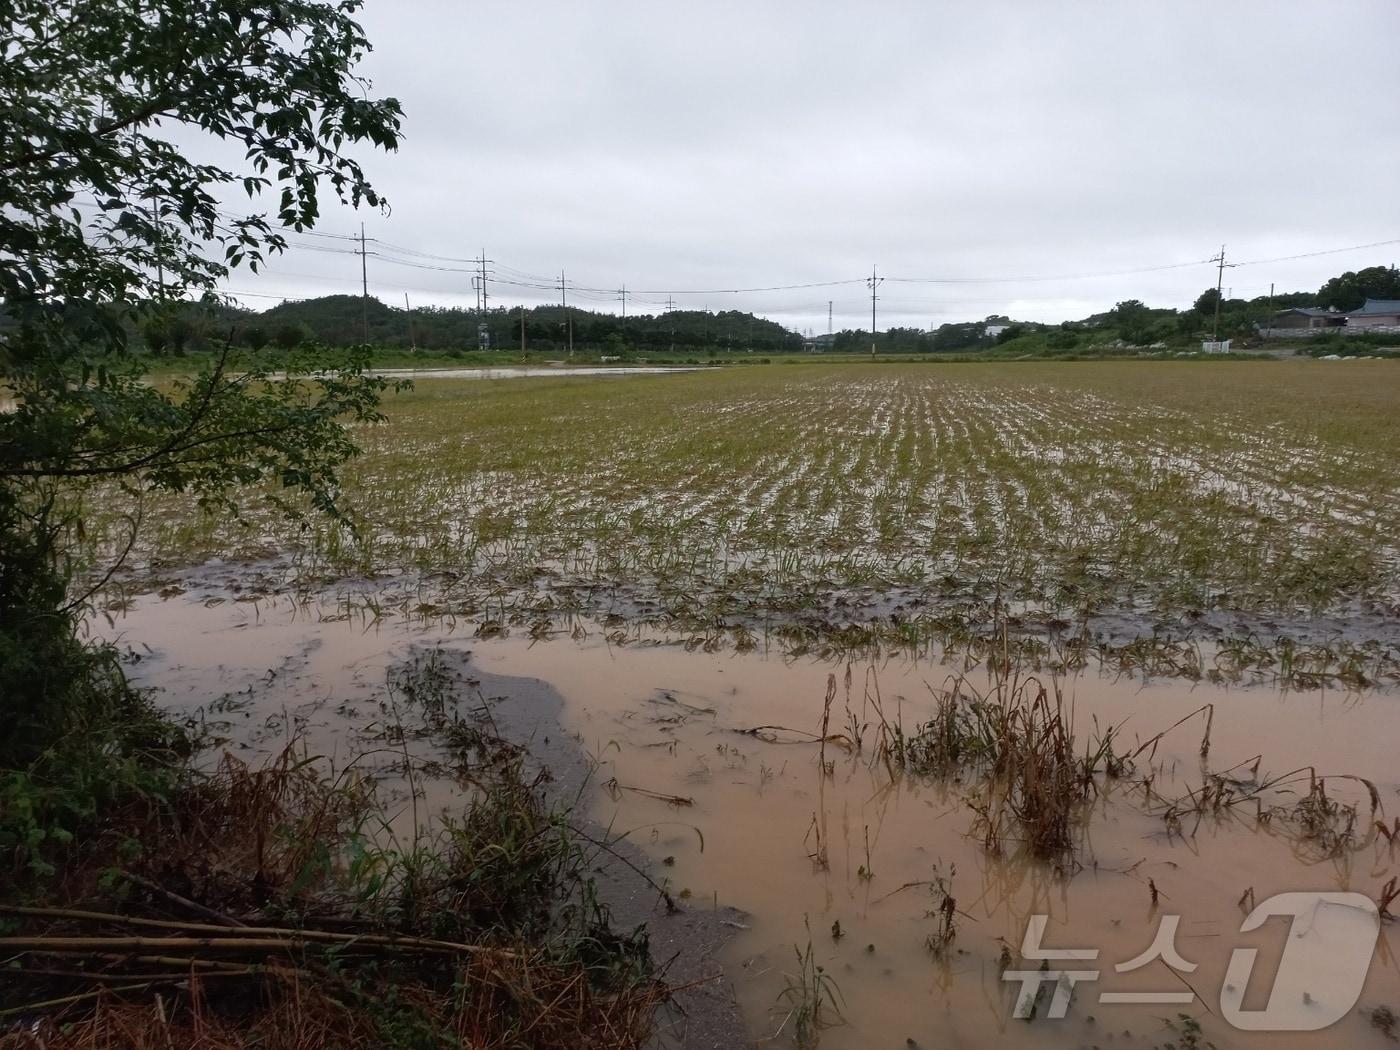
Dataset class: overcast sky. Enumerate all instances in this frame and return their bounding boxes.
[218,1,1400,332]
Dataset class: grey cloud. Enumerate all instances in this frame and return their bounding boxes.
[214,0,1400,331]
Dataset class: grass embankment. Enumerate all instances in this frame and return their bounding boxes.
[90,360,1400,684]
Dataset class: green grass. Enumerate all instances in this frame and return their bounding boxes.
[84,360,1400,682]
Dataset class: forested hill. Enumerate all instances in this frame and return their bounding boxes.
[251,295,804,353]
[116,262,1400,355]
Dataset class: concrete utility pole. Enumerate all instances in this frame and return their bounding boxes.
[353,223,378,346]
[618,284,629,338]
[828,300,833,339]
[472,250,493,350]
[519,305,527,353]
[404,293,416,350]
[867,265,883,356]
[1211,244,1227,343]
[559,270,573,358]
[666,295,675,353]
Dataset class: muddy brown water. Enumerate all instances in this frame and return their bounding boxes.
[95,584,1400,1049]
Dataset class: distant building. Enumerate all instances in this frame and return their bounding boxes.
[1267,307,1344,330]
[1344,298,1400,330]
[1259,300,1400,338]
[984,324,1011,339]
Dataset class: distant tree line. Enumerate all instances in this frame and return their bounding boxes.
[134,295,805,355]
[828,327,937,353]
[918,264,1400,353]
[99,263,1400,356]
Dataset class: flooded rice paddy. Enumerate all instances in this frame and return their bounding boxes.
[369,365,704,380]
[90,361,1400,686]
[80,361,1400,1046]
[99,575,1400,1050]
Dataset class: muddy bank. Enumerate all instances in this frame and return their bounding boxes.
[100,574,1400,1049]
[109,592,750,1049]
[434,649,751,1050]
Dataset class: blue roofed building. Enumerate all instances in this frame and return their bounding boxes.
[1262,300,1400,337]
[1344,299,1400,330]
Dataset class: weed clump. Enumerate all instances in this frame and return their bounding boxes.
[888,672,1127,860]
[0,653,664,1049]
[776,917,845,1048]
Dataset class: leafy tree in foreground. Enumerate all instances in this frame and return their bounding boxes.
[0,0,401,869]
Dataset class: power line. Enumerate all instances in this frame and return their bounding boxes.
[200,223,1400,334]
[260,232,1400,300]
[223,288,304,301]
[885,258,1215,285]
[195,214,1400,302]
[1231,238,1400,267]
[89,193,1397,300]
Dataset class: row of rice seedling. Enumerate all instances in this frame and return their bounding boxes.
[81,361,1400,683]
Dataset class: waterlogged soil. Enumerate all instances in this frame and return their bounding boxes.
[370,365,704,380]
[96,577,1400,1050]
[88,364,1400,689]
[104,556,1400,690]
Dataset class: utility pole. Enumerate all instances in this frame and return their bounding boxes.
[356,222,371,346]
[1211,244,1227,344]
[404,293,416,350]
[559,270,573,358]
[666,295,676,353]
[479,249,489,312]
[867,265,883,356]
[618,284,629,345]
[472,250,493,350]
[828,300,833,339]
[520,304,527,353]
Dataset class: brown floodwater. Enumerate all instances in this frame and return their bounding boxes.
[96,585,1400,1049]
